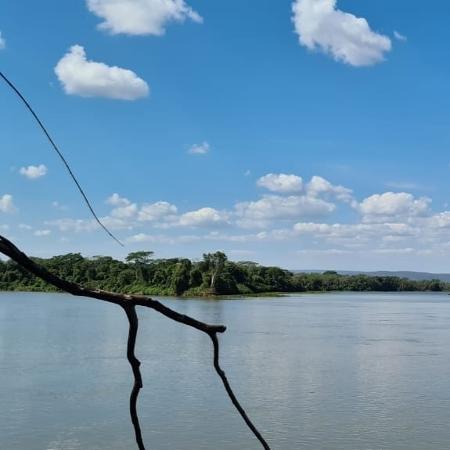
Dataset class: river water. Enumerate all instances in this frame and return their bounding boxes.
[1,292,450,450]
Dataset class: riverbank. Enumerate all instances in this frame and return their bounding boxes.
[1,251,448,296]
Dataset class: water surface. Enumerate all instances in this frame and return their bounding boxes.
[1,292,450,449]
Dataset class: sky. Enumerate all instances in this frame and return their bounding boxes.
[1,0,450,272]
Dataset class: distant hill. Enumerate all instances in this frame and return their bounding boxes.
[294,270,450,283]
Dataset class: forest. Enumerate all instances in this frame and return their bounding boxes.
[0,251,447,296]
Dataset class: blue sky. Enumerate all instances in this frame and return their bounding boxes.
[1,0,450,272]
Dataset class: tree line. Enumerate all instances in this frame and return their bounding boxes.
[0,251,447,296]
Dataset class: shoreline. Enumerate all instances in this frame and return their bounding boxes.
[1,288,448,298]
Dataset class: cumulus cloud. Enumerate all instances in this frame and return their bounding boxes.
[292,0,392,66]
[235,173,353,228]
[358,192,431,223]
[105,193,137,218]
[307,176,353,202]
[0,194,16,213]
[54,45,149,100]
[48,194,232,236]
[290,215,450,261]
[257,173,303,193]
[428,212,450,229]
[39,175,450,269]
[236,194,335,227]
[138,201,178,221]
[19,164,48,180]
[0,32,5,49]
[188,141,210,155]
[111,203,138,219]
[179,207,229,227]
[87,0,202,36]
[256,173,353,201]
[107,193,131,207]
[294,221,418,243]
[107,195,178,224]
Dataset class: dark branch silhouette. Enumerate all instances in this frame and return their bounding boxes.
[210,332,271,450]
[124,305,145,450]
[0,71,123,246]
[0,234,271,450]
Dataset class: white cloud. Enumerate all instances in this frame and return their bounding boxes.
[87,0,202,36]
[236,194,335,227]
[294,221,418,243]
[256,173,353,202]
[107,193,131,207]
[235,173,353,228]
[51,201,68,211]
[188,141,210,155]
[126,233,156,243]
[54,45,149,100]
[126,233,175,244]
[19,164,48,180]
[307,176,353,202]
[0,32,5,50]
[100,215,136,230]
[385,181,420,190]
[138,201,178,221]
[28,165,450,270]
[394,31,407,42]
[358,192,431,223]
[292,0,392,66]
[429,212,450,229]
[179,207,229,227]
[46,218,99,233]
[34,229,52,237]
[257,173,303,193]
[111,203,138,219]
[236,173,353,228]
[296,248,352,256]
[373,247,415,255]
[0,194,16,213]
[107,195,178,224]
[105,193,138,218]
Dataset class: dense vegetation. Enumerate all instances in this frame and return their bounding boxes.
[0,251,448,296]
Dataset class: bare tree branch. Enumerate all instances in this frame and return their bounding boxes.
[0,234,271,450]
[210,332,271,450]
[0,235,224,334]
[124,305,145,450]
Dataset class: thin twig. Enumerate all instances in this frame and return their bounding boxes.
[124,305,146,450]
[0,71,123,246]
[0,234,271,450]
[209,332,271,450]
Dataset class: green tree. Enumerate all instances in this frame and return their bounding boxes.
[126,251,154,284]
[202,251,228,293]
[125,251,154,265]
[170,259,192,296]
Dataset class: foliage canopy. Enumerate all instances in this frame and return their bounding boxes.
[0,251,447,296]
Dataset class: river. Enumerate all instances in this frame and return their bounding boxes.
[1,291,450,449]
